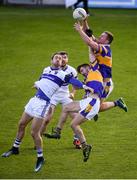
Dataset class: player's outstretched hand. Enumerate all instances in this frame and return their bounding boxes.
[74,22,82,32]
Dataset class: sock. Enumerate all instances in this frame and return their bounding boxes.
[81,141,87,149]
[73,134,79,141]
[37,148,43,158]
[114,99,119,107]
[55,127,61,134]
[13,138,21,148]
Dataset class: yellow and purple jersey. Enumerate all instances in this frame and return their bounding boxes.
[95,44,112,79]
[85,69,103,98]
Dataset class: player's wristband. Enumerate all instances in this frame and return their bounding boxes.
[85,29,93,37]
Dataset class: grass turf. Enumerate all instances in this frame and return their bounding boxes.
[0,6,137,179]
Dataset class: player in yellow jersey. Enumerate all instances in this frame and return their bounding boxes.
[74,20,128,114]
[63,62,128,161]
[62,64,104,162]
[77,63,128,113]
[74,21,113,101]
[45,20,127,150]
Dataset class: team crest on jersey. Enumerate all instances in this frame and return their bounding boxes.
[85,104,93,113]
[54,71,58,74]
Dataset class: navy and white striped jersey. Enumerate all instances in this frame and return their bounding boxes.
[43,65,77,94]
[35,67,67,100]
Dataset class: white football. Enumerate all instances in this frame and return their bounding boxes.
[73,8,87,21]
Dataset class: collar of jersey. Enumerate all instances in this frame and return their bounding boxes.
[50,66,60,70]
[62,65,68,71]
[100,43,110,47]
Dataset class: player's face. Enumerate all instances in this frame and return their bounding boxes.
[80,66,89,77]
[61,54,68,67]
[97,32,109,44]
[52,54,62,67]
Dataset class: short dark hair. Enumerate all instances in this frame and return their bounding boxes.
[51,52,60,60]
[104,31,114,44]
[77,63,89,73]
[58,51,68,56]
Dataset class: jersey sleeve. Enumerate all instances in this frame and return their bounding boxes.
[98,44,109,55]
[64,74,83,88]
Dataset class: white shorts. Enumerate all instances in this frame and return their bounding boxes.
[24,96,50,119]
[79,97,100,120]
[50,93,73,106]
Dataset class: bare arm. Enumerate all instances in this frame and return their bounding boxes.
[82,18,90,32]
[82,18,97,41]
[74,22,99,51]
[88,46,96,63]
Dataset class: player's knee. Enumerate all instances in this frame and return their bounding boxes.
[31,130,39,139]
[63,105,69,112]
[70,121,76,130]
[69,112,76,119]
[18,121,26,130]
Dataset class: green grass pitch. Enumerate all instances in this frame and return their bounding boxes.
[0,6,137,179]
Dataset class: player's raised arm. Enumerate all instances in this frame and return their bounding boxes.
[74,22,99,51]
[82,17,90,32]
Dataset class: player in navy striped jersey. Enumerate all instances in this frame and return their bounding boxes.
[41,52,82,148]
[39,51,78,139]
[1,52,93,172]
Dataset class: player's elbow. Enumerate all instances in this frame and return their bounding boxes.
[85,39,91,46]
[88,41,98,51]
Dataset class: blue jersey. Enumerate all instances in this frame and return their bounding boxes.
[85,69,103,98]
[95,44,112,79]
